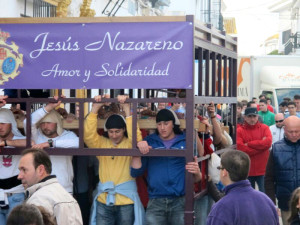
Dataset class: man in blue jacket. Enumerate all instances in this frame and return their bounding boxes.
[131,108,201,225]
[265,115,300,225]
[206,150,279,225]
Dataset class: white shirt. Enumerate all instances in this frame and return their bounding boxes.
[0,135,25,193]
[269,124,285,148]
[0,135,25,180]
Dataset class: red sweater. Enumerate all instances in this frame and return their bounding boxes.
[237,122,272,176]
[194,136,215,193]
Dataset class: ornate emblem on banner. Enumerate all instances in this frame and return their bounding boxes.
[0,29,23,85]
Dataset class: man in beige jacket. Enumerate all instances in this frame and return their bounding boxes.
[18,148,82,225]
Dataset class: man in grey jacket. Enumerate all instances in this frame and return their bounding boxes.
[18,148,82,225]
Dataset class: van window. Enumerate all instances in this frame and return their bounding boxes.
[262,91,274,104]
[276,88,300,104]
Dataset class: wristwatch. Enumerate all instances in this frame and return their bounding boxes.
[48,139,53,148]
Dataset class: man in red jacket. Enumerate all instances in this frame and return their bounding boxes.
[237,107,272,192]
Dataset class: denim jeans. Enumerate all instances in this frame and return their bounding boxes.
[0,192,25,224]
[194,195,214,225]
[96,202,134,225]
[146,196,185,225]
[248,176,265,192]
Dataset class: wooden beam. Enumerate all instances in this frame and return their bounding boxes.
[16,118,229,133]
[0,16,187,24]
[42,0,59,6]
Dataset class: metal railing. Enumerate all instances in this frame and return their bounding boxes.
[33,0,56,17]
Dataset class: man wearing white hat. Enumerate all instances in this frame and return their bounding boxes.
[24,96,79,193]
[0,96,27,224]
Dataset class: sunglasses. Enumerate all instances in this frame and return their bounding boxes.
[275,120,284,123]
[217,166,225,170]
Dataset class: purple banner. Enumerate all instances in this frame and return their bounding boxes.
[0,21,193,89]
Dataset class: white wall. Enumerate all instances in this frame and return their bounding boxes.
[168,0,195,14]
[68,0,82,17]
[70,0,146,17]
[0,0,23,17]
[0,0,180,18]
[0,0,135,18]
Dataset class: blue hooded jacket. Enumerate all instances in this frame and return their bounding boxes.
[131,133,186,198]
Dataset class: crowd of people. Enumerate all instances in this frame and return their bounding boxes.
[0,92,299,225]
[236,93,300,225]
